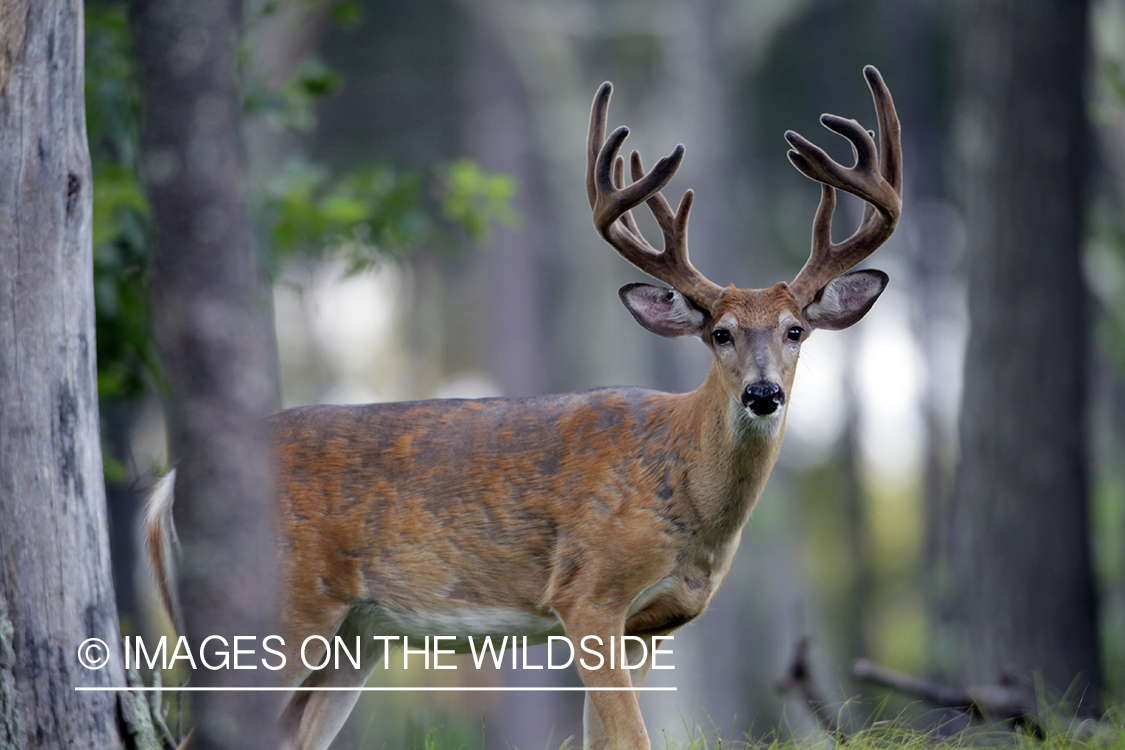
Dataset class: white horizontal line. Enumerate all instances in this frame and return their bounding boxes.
[75,686,676,693]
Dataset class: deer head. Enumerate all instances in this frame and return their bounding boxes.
[587,66,902,435]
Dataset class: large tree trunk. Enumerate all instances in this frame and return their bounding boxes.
[134,0,282,747]
[944,0,1101,708]
[0,1,126,746]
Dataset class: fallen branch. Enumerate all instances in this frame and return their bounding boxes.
[778,639,1117,742]
[851,659,1118,741]
[853,659,1034,721]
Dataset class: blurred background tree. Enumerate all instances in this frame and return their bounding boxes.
[941,0,1101,712]
[85,0,1125,746]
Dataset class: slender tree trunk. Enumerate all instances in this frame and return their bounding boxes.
[0,1,127,746]
[945,0,1101,708]
[133,0,282,746]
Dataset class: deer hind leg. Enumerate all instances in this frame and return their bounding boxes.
[279,610,384,750]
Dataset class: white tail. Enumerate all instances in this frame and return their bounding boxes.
[145,471,183,635]
[147,66,901,750]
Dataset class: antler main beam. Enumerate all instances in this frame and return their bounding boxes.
[586,82,724,310]
[786,66,902,307]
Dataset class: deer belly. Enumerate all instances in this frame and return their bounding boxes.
[353,602,566,653]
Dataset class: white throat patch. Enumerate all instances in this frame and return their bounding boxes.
[729,397,785,443]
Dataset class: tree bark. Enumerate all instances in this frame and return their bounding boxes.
[133,0,282,747]
[945,0,1101,708]
[0,1,127,746]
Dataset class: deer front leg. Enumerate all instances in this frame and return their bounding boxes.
[582,635,656,750]
[565,614,650,750]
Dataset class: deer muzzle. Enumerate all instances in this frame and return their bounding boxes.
[741,382,785,416]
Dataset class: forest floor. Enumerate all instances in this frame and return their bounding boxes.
[656,709,1125,750]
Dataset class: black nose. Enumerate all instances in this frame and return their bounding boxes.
[742,382,784,415]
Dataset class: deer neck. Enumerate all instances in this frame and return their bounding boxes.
[672,365,786,539]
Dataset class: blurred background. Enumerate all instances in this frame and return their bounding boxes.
[88,0,1125,746]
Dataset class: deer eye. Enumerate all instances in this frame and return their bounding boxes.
[712,329,733,346]
[786,326,804,342]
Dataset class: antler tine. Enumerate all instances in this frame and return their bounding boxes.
[586,82,612,211]
[586,82,723,310]
[786,65,902,307]
[629,150,706,281]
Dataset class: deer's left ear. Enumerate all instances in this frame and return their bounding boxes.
[804,269,888,331]
[620,283,708,338]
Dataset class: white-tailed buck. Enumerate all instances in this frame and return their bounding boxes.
[148,66,900,750]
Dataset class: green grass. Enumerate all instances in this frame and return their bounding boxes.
[392,706,1125,750]
[648,709,1125,750]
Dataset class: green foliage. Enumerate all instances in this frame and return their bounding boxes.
[247,10,519,272]
[245,57,342,132]
[260,157,518,274]
[441,160,520,243]
[85,0,519,410]
[86,2,158,402]
[250,0,363,28]
[328,1,364,28]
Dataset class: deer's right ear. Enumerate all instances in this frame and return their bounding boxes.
[620,283,708,338]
